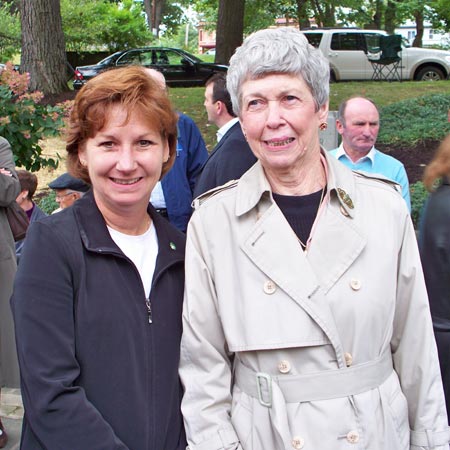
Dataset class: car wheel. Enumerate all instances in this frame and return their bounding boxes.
[415,66,445,81]
[330,70,337,83]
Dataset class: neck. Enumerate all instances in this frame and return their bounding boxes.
[267,153,327,196]
[21,199,34,212]
[344,145,371,163]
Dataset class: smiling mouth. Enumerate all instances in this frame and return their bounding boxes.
[111,177,141,185]
[265,138,295,147]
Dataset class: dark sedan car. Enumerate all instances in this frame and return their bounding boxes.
[73,47,228,89]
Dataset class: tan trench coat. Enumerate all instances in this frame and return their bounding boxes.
[180,152,450,450]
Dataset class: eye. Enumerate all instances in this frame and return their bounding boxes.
[246,98,266,112]
[138,140,153,147]
[283,95,300,105]
[99,141,114,149]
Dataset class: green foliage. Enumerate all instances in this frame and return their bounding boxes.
[36,189,58,215]
[409,181,428,229]
[0,3,20,59]
[61,0,153,53]
[378,93,450,145]
[0,63,68,171]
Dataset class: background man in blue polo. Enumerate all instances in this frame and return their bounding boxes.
[329,96,411,211]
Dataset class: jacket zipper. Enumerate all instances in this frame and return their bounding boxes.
[145,297,153,324]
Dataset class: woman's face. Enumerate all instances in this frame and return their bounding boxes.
[239,73,328,176]
[79,104,169,215]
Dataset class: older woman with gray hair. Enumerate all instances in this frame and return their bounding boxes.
[179,27,449,450]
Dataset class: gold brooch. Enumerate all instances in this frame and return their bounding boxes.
[337,188,354,209]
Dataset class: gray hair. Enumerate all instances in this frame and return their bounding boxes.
[227,27,330,116]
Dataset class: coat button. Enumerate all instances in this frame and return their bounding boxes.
[350,278,361,291]
[291,436,305,449]
[344,352,353,367]
[346,430,360,444]
[263,280,277,294]
[278,360,291,374]
[340,205,349,216]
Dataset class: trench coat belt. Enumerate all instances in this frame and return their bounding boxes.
[234,350,393,406]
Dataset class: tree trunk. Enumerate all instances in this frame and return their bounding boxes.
[384,0,397,34]
[296,0,310,29]
[215,0,245,65]
[143,0,152,32]
[412,9,424,47]
[20,0,68,94]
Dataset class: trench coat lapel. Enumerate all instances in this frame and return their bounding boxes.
[237,158,366,364]
[241,203,346,360]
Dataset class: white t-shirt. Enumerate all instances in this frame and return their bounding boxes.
[107,222,158,298]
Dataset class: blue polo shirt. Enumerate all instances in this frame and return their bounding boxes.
[329,145,411,212]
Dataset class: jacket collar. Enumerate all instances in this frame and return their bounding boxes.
[235,150,357,218]
[72,191,185,271]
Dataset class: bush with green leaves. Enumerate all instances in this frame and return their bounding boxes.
[0,62,70,171]
[379,94,450,146]
[410,181,429,229]
[36,189,58,215]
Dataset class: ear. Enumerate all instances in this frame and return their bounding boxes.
[336,119,344,136]
[317,101,329,123]
[216,100,224,115]
[162,139,170,163]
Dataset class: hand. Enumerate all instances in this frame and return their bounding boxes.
[0,167,12,177]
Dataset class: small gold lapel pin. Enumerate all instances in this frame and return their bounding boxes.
[169,242,177,250]
[337,188,354,209]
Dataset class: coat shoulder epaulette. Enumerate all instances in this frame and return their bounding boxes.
[192,180,239,209]
[352,170,401,194]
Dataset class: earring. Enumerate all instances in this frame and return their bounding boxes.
[319,122,328,131]
[80,160,87,167]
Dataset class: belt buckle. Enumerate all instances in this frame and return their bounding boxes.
[256,372,272,408]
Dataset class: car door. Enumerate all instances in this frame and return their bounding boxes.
[329,32,374,80]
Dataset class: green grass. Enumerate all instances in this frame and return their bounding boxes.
[169,80,450,150]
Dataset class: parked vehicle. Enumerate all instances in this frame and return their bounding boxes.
[73,47,228,90]
[301,28,450,81]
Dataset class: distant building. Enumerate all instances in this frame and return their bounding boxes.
[198,22,216,54]
[395,21,450,47]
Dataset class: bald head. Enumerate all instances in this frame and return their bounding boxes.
[336,97,380,162]
[144,68,166,90]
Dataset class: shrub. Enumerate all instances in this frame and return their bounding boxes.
[36,189,58,215]
[378,94,450,146]
[410,181,429,229]
[0,62,71,171]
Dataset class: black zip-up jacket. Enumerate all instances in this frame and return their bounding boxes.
[11,191,187,450]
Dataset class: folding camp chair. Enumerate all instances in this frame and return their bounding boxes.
[368,34,402,81]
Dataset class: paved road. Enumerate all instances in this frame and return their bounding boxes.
[1,388,22,450]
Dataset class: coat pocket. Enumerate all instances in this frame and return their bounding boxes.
[382,374,410,449]
[230,389,253,448]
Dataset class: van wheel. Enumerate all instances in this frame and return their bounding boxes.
[415,66,445,81]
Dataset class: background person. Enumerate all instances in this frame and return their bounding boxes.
[193,72,256,197]
[15,170,47,263]
[0,136,20,449]
[179,27,449,450]
[146,68,208,232]
[329,96,411,211]
[48,171,90,212]
[419,134,450,423]
[11,66,187,449]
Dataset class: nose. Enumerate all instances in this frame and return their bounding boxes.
[116,147,137,172]
[265,101,285,128]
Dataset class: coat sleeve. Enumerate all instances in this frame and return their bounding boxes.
[390,213,450,449]
[0,137,20,206]
[179,211,242,450]
[10,220,129,450]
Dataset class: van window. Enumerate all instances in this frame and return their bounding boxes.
[331,33,367,52]
[303,33,323,48]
